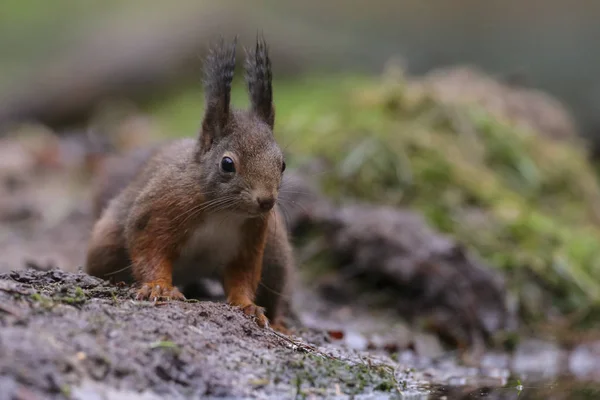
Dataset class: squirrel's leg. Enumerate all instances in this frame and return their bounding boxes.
[130,251,185,301]
[86,209,134,284]
[127,227,185,301]
[255,210,294,334]
[124,200,186,301]
[223,220,269,327]
[132,259,185,301]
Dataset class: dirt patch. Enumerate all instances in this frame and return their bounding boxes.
[0,269,515,399]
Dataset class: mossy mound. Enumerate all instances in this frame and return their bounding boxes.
[150,68,600,331]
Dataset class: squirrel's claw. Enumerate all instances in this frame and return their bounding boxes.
[136,282,185,302]
[241,303,269,328]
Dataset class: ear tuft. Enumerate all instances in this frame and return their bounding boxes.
[199,37,237,152]
[244,33,274,129]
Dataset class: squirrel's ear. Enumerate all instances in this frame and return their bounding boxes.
[245,35,275,130]
[199,37,237,152]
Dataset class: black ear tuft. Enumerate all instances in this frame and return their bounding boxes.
[244,34,274,129]
[199,37,237,152]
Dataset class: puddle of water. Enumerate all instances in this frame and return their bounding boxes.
[428,378,600,399]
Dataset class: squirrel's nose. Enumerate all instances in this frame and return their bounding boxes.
[257,197,276,211]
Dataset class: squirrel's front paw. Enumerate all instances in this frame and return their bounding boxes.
[238,303,269,328]
[136,282,185,302]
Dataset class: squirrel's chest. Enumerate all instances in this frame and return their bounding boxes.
[173,214,244,279]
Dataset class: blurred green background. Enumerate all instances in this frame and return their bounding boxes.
[3,0,600,136]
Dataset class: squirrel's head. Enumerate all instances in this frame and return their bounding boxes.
[195,36,285,217]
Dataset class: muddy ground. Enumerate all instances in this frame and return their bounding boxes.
[0,268,505,400]
[2,269,600,399]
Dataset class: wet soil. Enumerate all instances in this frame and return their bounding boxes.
[2,269,599,399]
[0,269,512,400]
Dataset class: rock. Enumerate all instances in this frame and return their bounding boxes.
[511,340,568,379]
[412,333,445,359]
[283,171,513,349]
[568,341,600,380]
[71,380,163,400]
[343,330,369,351]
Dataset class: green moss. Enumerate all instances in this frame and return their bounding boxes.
[149,72,600,329]
[30,285,90,308]
[287,354,398,396]
[56,286,88,306]
[60,384,71,398]
[149,340,179,349]
[30,292,54,309]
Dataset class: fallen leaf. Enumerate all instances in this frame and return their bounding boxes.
[327,330,344,340]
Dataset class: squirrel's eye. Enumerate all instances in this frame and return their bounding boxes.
[281,161,286,173]
[221,156,235,173]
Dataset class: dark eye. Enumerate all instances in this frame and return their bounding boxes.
[281,161,286,173]
[221,156,235,173]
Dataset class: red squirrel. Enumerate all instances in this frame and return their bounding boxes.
[85,37,293,330]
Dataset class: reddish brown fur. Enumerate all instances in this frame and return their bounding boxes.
[86,144,293,327]
[223,217,270,326]
[85,37,294,330]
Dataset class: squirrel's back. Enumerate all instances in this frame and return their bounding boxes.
[91,138,195,218]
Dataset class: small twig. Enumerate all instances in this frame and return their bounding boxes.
[267,328,336,360]
[0,303,23,317]
[0,283,31,296]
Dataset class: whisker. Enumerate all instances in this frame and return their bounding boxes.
[276,201,293,231]
[103,263,132,276]
[284,168,333,179]
[258,280,292,300]
[174,196,238,224]
[270,206,279,243]
[180,201,235,226]
[204,198,239,215]
[280,134,300,152]
[278,190,313,196]
[277,197,310,215]
[172,198,224,221]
